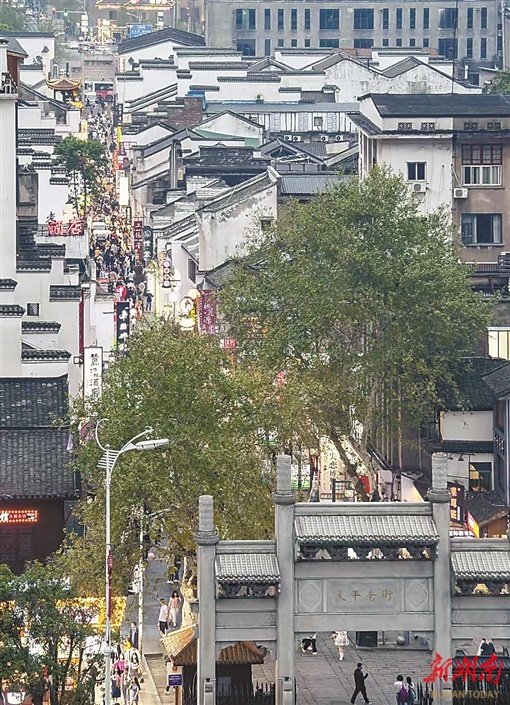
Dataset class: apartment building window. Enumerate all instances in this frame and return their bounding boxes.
[481,37,487,59]
[467,7,473,30]
[264,38,271,55]
[396,8,402,30]
[291,8,297,29]
[320,9,339,30]
[304,38,311,47]
[396,38,402,46]
[423,38,430,47]
[353,8,374,29]
[382,8,389,30]
[304,8,310,30]
[409,38,416,47]
[278,38,284,47]
[438,38,457,58]
[462,144,502,185]
[461,213,502,245]
[481,7,488,29]
[407,162,426,181]
[466,37,473,59]
[498,34,503,53]
[409,8,415,30]
[109,10,117,20]
[382,38,389,46]
[439,8,457,29]
[354,38,374,48]
[290,38,297,46]
[320,38,339,48]
[488,328,510,360]
[423,8,429,29]
[237,39,256,55]
[264,8,271,30]
[235,8,256,29]
[27,303,39,316]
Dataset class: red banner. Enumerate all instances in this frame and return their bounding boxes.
[198,291,217,334]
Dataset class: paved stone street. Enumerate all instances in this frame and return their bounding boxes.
[253,635,432,705]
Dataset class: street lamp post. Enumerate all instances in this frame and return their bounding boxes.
[96,420,169,705]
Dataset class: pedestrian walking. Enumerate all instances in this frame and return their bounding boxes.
[351,662,369,704]
[158,598,169,635]
[405,677,416,705]
[300,633,317,654]
[111,673,122,704]
[146,291,153,312]
[129,621,139,650]
[332,630,349,660]
[168,590,182,628]
[395,674,409,704]
[127,678,140,705]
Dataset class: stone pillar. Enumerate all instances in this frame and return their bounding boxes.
[274,456,296,705]
[427,453,452,704]
[196,495,219,705]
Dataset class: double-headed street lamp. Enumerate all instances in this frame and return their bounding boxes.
[95,420,169,705]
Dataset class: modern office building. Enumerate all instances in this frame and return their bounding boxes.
[206,0,504,81]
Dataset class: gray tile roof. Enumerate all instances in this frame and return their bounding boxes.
[0,376,68,428]
[118,27,204,54]
[466,490,509,526]
[0,278,17,290]
[216,553,280,584]
[280,173,342,196]
[452,550,510,581]
[49,285,81,300]
[446,356,506,411]
[0,304,25,316]
[21,349,71,361]
[0,428,76,499]
[22,321,61,333]
[481,360,510,398]
[369,93,510,118]
[295,514,439,546]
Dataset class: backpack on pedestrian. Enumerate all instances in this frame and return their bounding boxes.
[399,685,410,703]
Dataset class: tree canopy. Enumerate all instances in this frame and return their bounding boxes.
[0,562,102,705]
[54,137,108,217]
[219,167,491,463]
[488,70,510,95]
[63,323,288,596]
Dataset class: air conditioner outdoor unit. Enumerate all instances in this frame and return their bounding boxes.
[412,182,426,193]
[283,135,292,141]
[454,187,469,199]
[292,135,302,142]
[320,135,328,142]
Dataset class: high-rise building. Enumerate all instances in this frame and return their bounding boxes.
[206,0,504,81]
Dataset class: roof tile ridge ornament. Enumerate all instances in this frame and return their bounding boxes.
[427,452,450,503]
[196,494,219,545]
[273,454,296,505]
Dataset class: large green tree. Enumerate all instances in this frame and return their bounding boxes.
[0,6,26,31]
[54,137,108,218]
[61,323,288,599]
[219,167,492,478]
[0,562,102,705]
[488,70,510,94]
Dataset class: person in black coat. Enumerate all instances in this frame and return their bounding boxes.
[351,662,369,704]
[129,621,139,650]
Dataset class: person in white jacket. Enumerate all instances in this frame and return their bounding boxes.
[332,631,349,660]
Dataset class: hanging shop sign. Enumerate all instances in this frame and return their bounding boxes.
[83,347,103,401]
[448,481,466,526]
[198,291,217,334]
[161,256,174,289]
[116,301,131,353]
[143,226,154,260]
[133,220,143,257]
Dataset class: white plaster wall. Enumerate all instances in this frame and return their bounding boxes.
[18,105,55,130]
[15,35,55,74]
[389,65,480,94]
[440,410,493,441]
[119,39,192,64]
[375,137,453,213]
[197,112,263,141]
[0,94,18,274]
[19,66,46,87]
[116,67,176,103]
[275,51,330,68]
[198,179,277,271]
[36,171,69,223]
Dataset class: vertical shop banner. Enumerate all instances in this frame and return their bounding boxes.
[116,301,131,353]
[448,482,466,526]
[198,291,217,334]
[83,347,103,400]
[133,220,143,258]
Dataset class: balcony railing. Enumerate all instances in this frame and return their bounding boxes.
[469,253,510,277]
[0,72,17,95]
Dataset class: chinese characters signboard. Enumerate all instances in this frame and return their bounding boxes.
[424,653,505,687]
[133,220,143,258]
[198,291,217,334]
[448,482,466,526]
[47,219,85,236]
[0,509,38,524]
[83,347,103,401]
